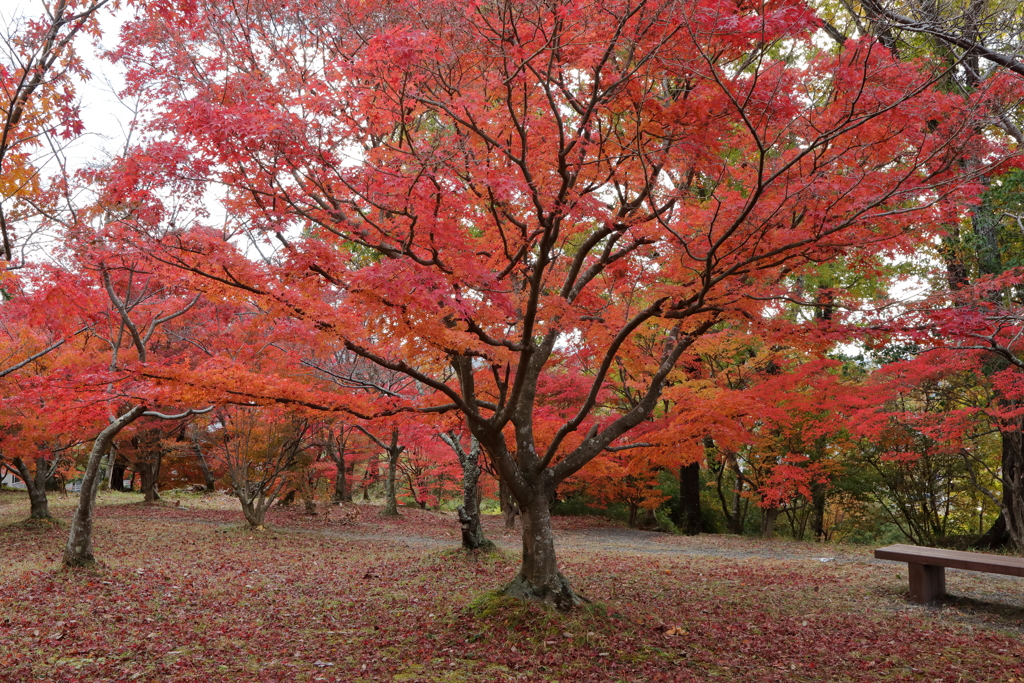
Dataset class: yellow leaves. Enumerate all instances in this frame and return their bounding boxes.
[0,153,42,201]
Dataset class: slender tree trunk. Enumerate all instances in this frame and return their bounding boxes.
[382,449,400,516]
[329,427,349,503]
[499,476,518,529]
[44,470,62,492]
[502,480,581,611]
[761,507,781,539]
[380,433,401,517]
[729,474,745,534]
[810,482,828,541]
[96,453,109,494]
[193,442,216,492]
[380,428,404,517]
[13,457,50,520]
[444,433,493,551]
[64,406,147,567]
[677,461,702,535]
[327,429,352,503]
[360,458,378,501]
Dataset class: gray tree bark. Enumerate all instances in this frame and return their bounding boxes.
[502,475,581,611]
[13,456,51,520]
[441,432,493,551]
[64,406,147,567]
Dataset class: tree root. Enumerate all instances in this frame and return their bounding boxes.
[501,572,589,612]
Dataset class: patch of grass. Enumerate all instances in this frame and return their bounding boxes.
[6,516,64,530]
[436,544,512,564]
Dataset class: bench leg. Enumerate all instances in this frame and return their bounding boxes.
[907,563,945,603]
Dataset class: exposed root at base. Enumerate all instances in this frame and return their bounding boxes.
[501,572,590,612]
[62,555,98,569]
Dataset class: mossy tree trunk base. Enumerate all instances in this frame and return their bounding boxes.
[501,572,587,612]
[62,550,98,568]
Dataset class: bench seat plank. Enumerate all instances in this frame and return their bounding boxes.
[874,544,1024,577]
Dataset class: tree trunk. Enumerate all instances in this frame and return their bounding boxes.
[978,513,1009,549]
[194,442,217,492]
[502,483,581,611]
[729,473,745,534]
[13,457,50,520]
[138,455,161,503]
[64,406,147,567]
[677,461,702,535]
[499,476,518,529]
[333,454,348,503]
[382,448,401,511]
[44,470,62,492]
[240,496,267,528]
[444,433,493,551]
[109,460,126,492]
[761,507,780,539]
[809,482,827,541]
[360,457,378,501]
[1000,421,1024,549]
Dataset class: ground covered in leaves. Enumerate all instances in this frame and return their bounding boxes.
[2,490,1023,682]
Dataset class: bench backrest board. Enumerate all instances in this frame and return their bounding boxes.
[874,544,1024,577]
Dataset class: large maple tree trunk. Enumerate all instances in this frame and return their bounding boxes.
[65,406,147,567]
[502,480,581,611]
[13,457,51,520]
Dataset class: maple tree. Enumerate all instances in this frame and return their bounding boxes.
[815,0,1024,549]
[212,406,312,528]
[440,429,495,550]
[315,421,364,503]
[100,0,1015,606]
[863,269,1024,547]
[0,0,111,265]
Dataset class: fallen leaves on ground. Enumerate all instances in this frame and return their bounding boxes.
[1,490,1023,682]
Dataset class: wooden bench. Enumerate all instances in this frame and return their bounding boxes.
[874,543,1024,603]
